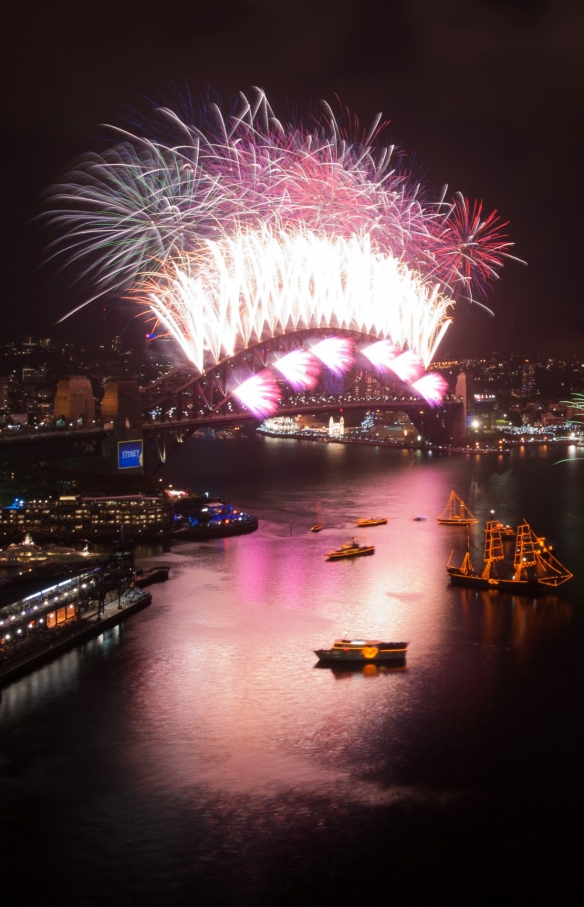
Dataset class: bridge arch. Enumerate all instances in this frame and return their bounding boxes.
[140,327,460,472]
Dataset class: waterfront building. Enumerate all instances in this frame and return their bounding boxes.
[328,416,345,437]
[0,494,172,539]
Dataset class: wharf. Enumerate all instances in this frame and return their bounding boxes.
[0,588,152,688]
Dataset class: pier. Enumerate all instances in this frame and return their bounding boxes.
[0,568,155,687]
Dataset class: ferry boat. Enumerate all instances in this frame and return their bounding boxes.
[447,520,573,594]
[355,517,387,527]
[0,534,102,570]
[438,491,478,525]
[315,638,408,664]
[325,538,375,560]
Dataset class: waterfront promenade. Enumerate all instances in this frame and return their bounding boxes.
[0,586,152,687]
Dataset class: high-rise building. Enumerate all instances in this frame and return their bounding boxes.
[0,376,10,409]
[521,360,536,397]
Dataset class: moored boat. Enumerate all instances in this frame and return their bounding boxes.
[315,639,408,663]
[355,517,387,527]
[325,538,374,560]
[438,491,478,525]
[447,519,572,594]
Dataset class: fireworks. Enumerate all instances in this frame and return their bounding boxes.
[411,373,449,408]
[272,350,320,391]
[232,371,281,419]
[47,88,517,415]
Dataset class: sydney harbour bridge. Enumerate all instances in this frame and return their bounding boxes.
[0,327,465,477]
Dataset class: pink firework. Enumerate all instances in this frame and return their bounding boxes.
[360,339,398,372]
[411,373,448,407]
[310,337,354,377]
[271,350,321,391]
[232,371,281,419]
[387,350,424,384]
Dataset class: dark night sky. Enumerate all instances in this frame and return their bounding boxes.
[3,0,584,357]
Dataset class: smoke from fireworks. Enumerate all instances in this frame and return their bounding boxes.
[46,89,518,414]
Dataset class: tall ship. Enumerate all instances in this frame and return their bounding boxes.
[438,491,478,525]
[447,520,572,594]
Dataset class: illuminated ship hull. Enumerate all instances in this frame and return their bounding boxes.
[326,543,375,560]
[355,517,387,527]
[315,640,408,663]
[447,567,552,595]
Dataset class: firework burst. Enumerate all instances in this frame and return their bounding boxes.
[46,88,519,410]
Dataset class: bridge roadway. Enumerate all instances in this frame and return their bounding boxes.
[0,397,462,472]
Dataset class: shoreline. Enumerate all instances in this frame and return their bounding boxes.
[257,428,581,453]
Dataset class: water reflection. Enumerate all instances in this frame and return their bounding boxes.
[314,662,408,679]
[456,586,572,658]
[1,439,583,906]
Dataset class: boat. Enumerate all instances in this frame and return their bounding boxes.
[134,565,171,588]
[438,491,478,525]
[310,502,325,533]
[315,638,408,663]
[325,538,375,560]
[0,533,103,570]
[355,517,387,527]
[447,520,573,593]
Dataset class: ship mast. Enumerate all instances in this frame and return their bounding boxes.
[481,521,504,579]
[514,520,573,586]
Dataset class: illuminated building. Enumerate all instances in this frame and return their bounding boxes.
[0,495,172,538]
[328,416,345,437]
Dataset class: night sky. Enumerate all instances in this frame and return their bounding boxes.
[3,0,584,356]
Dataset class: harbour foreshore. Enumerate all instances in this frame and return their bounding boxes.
[0,588,152,688]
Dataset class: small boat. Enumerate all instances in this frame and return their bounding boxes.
[413,515,429,521]
[355,517,387,527]
[438,491,478,525]
[310,502,325,533]
[315,638,408,663]
[325,538,375,560]
[447,520,573,594]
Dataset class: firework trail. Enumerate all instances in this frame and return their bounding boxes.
[46,88,519,413]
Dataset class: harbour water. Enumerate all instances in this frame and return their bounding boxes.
[1,438,583,905]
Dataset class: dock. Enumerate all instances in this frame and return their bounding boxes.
[0,586,153,688]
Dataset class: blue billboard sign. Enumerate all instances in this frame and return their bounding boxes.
[118,440,143,470]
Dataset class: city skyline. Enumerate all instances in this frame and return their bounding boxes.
[3,0,584,357]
